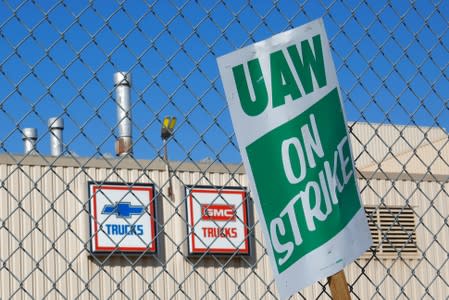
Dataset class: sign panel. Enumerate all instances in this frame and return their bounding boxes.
[88,182,157,254]
[217,18,371,299]
[185,186,250,255]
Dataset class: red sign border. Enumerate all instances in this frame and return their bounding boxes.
[88,182,157,254]
[186,186,250,255]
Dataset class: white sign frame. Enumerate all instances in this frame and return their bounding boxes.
[185,185,250,255]
[88,182,157,254]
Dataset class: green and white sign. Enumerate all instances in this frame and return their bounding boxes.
[217,18,371,299]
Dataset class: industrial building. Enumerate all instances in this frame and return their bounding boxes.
[1,121,448,299]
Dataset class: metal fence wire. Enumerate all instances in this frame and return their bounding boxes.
[0,0,448,299]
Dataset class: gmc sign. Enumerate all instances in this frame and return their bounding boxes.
[186,186,250,255]
[201,204,236,221]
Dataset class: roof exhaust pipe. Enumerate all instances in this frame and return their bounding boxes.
[113,71,133,157]
[48,117,64,156]
[22,128,38,155]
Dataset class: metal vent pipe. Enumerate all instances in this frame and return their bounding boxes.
[113,71,133,156]
[22,128,38,154]
[48,117,64,156]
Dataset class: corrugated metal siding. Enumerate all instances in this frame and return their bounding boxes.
[2,161,448,299]
[350,123,448,172]
[349,178,449,299]
[0,162,279,299]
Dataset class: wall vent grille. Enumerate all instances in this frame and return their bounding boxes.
[365,206,417,256]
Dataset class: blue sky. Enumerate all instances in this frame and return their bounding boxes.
[0,0,448,163]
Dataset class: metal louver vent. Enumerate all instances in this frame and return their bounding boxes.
[365,206,417,256]
[365,207,380,252]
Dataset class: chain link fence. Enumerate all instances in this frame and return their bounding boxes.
[1,1,448,299]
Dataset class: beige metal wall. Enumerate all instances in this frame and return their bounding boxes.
[350,123,449,172]
[1,154,448,299]
[0,155,275,299]
[349,178,449,299]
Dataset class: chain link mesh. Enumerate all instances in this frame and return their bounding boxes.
[1,1,448,299]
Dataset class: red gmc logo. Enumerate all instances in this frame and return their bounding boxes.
[201,204,236,221]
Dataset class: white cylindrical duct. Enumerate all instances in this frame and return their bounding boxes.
[48,117,64,156]
[22,128,38,154]
[113,71,133,156]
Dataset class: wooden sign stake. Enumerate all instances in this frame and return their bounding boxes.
[327,270,351,300]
